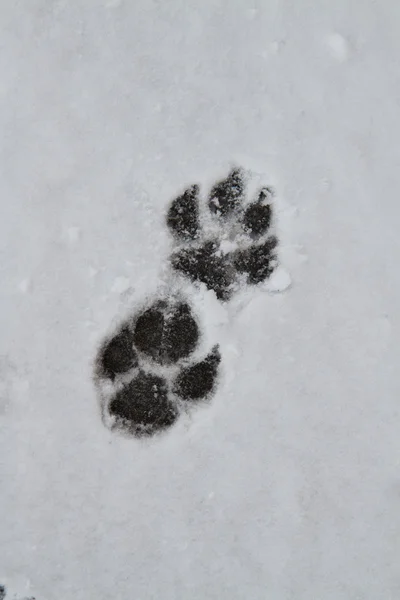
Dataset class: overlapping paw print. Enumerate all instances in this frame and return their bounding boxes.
[94,298,220,437]
[167,167,279,300]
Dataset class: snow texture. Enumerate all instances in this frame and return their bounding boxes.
[94,167,280,438]
[1,1,400,599]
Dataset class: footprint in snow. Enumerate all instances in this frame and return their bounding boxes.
[94,166,284,438]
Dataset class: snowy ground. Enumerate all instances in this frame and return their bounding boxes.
[1,1,400,598]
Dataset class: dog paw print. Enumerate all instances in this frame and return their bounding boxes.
[94,298,220,438]
[93,165,288,438]
[167,167,279,301]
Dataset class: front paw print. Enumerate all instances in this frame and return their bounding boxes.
[167,167,278,300]
[94,298,220,438]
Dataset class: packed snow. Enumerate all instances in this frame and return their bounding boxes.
[1,1,400,599]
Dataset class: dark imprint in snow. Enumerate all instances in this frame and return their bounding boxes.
[93,166,280,439]
[173,345,221,401]
[109,371,178,437]
[95,299,220,438]
[167,167,278,300]
[133,301,199,365]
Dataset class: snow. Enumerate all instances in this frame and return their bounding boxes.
[1,1,400,599]
[325,33,350,62]
[263,265,292,293]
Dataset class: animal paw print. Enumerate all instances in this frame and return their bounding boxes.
[167,167,279,301]
[93,166,284,438]
[94,298,220,437]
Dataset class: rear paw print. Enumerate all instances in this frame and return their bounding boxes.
[167,167,279,300]
[94,298,220,438]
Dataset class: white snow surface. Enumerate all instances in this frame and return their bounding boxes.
[1,1,400,599]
